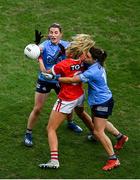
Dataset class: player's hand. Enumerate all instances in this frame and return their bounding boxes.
[41,72,58,80]
[34,30,44,45]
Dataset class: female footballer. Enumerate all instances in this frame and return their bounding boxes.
[57,47,128,171]
[39,34,95,169]
[24,23,83,147]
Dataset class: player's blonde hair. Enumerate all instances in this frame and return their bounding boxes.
[66,34,95,59]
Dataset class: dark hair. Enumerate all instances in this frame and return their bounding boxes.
[48,23,62,33]
[89,47,107,66]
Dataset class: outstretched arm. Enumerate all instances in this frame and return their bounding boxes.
[58,76,81,83]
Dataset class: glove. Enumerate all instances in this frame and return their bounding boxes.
[41,72,58,80]
[34,30,44,45]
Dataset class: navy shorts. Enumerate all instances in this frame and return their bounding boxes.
[91,97,114,119]
[36,79,60,94]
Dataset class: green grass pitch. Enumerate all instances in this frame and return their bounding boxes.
[0,0,140,178]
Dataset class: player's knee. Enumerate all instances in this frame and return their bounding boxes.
[33,106,42,115]
[46,124,55,133]
[94,129,103,139]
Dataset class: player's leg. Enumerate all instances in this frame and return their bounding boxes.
[74,104,120,142]
[106,121,128,149]
[54,82,83,133]
[39,98,76,169]
[24,79,51,147]
[93,116,120,170]
[92,98,120,170]
[74,102,127,144]
[87,119,128,145]
[66,111,83,133]
[74,106,94,132]
[94,117,114,155]
[74,106,98,141]
[27,92,49,129]
[39,110,66,169]
[47,110,66,151]
[24,92,49,146]
[104,99,128,149]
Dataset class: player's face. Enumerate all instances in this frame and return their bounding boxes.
[48,27,62,44]
[83,52,93,64]
[79,53,86,61]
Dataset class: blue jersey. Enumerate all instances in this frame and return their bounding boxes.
[38,40,69,83]
[79,61,112,106]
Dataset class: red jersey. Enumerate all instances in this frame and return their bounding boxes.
[52,58,84,101]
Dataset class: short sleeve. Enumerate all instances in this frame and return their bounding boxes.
[79,74,89,83]
[52,63,63,75]
[39,42,45,52]
[79,68,96,82]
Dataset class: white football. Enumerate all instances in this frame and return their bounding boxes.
[24,44,40,60]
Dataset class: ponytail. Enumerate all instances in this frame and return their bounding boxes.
[89,47,107,66]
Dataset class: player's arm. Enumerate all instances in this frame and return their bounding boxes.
[41,63,63,80]
[38,46,52,74]
[40,63,58,80]
[58,76,81,83]
[38,55,48,73]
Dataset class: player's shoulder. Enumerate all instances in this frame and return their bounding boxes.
[63,58,72,63]
[85,62,102,78]
[56,58,70,67]
[59,40,70,47]
[39,39,50,48]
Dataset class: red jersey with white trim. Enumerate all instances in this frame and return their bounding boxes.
[52,58,84,101]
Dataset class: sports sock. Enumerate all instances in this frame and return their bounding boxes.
[26,129,32,134]
[68,120,73,123]
[51,151,59,161]
[116,133,123,140]
[109,154,117,160]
